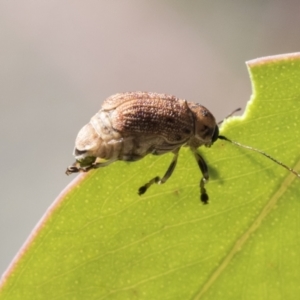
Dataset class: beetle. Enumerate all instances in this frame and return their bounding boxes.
[66,91,300,204]
[66,92,218,203]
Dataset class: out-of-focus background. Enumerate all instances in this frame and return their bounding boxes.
[1,0,299,275]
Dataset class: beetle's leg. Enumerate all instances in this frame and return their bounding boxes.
[138,149,179,195]
[88,159,116,169]
[192,150,209,204]
[65,159,115,175]
[66,164,80,175]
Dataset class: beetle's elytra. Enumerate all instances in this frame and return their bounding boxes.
[66,91,300,204]
[66,92,219,204]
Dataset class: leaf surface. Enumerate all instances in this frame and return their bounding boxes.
[1,53,300,300]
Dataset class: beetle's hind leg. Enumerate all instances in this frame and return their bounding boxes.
[138,149,179,195]
[192,149,210,204]
[65,159,115,175]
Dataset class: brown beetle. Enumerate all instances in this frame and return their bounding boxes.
[66,92,300,204]
[66,92,219,203]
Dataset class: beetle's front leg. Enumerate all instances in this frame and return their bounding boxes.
[192,150,209,204]
[138,149,179,195]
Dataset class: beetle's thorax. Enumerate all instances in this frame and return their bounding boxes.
[187,102,218,147]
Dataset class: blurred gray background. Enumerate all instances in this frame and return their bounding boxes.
[1,0,300,275]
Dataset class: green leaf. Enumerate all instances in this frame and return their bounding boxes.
[1,53,300,300]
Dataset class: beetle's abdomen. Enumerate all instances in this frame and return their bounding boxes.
[74,110,123,162]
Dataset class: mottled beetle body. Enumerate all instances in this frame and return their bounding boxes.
[66,91,300,203]
[67,91,300,203]
[67,92,218,203]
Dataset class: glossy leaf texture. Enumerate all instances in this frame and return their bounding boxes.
[1,53,300,300]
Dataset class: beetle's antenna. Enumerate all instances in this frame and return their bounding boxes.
[218,108,242,125]
[218,135,300,178]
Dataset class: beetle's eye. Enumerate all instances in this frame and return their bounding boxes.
[75,148,87,156]
[211,126,219,143]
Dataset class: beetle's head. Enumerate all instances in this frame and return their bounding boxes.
[189,103,219,146]
[73,123,100,166]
